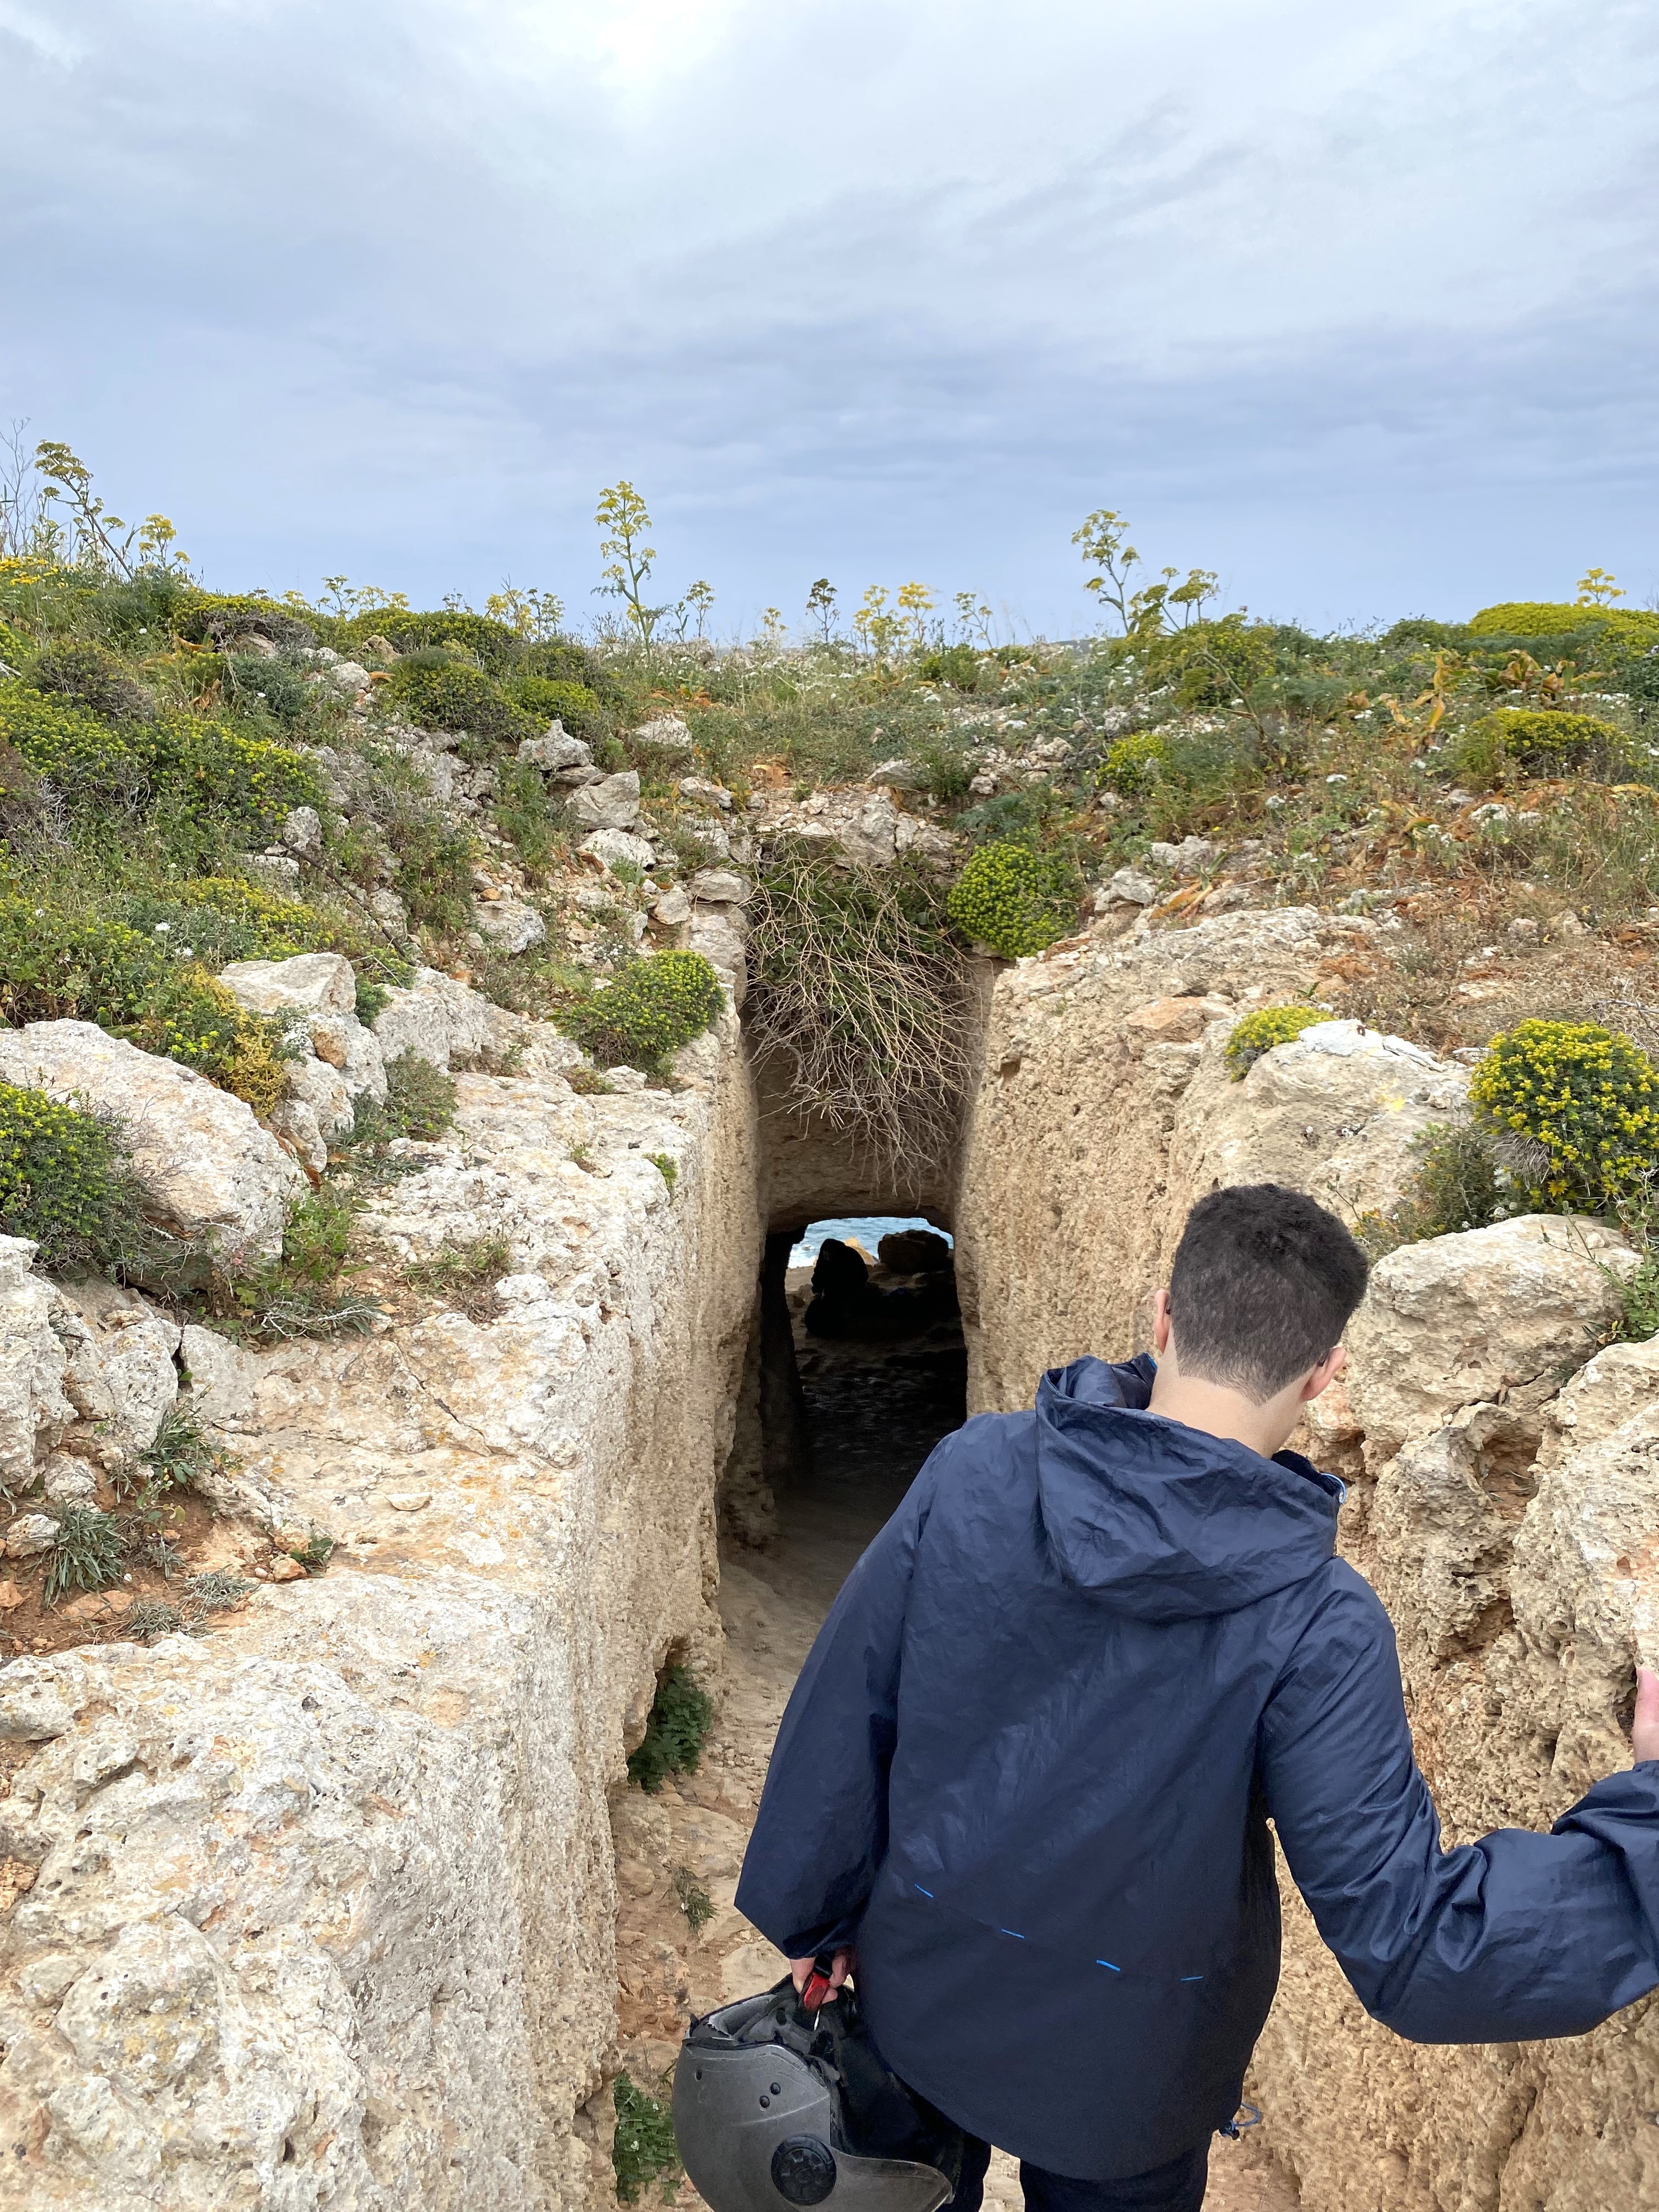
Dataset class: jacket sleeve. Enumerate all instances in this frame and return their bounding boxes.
[733,1454,940,1959]
[1260,1563,1659,2042]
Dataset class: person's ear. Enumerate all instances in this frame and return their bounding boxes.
[1300,1344,1347,1402]
[1152,1288,1173,1357]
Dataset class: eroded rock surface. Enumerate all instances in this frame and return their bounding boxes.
[0,1018,761,2211]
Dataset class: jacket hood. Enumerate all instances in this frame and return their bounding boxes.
[1034,1355,1342,1620]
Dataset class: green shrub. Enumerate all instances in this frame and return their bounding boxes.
[521,637,606,690]
[1470,1018,1659,1209]
[404,1232,510,1317]
[140,1403,213,1492]
[945,840,1077,957]
[43,1505,126,1606]
[90,568,194,642]
[1469,601,1659,645]
[1457,708,1625,783]
[1379,617,1472,652]
[1101,730,1169,791]
[915,644,981,691]
[0,899,294,1110]
[0,1081,149,1274]
[385,808,478,933]
[673,1866,714,1933]
[560,950,724,1070]
[172,592,317,648]
[280,1186,356,1284]
[628,1662,714,1791]
[383,659,535,748]
[0,686,323,843]
[226,652,310,727]
[1147,614,1275,709]
[350,608,522,670]
[1355,1122,1513,1257]
[384,1049,458,1139]
[1225,1003,1329,1077]
[492,758,567,873]
[29,641,154,721]
[612,2074,680,2204]
[504,674,609,743]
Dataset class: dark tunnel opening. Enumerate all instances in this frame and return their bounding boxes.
[757,1216,968,1559]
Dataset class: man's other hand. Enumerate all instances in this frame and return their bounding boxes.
[1634,1667,1659,1765]
[790,1949,855,2002]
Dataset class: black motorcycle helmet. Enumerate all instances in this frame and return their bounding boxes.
[673,1974,966,2212]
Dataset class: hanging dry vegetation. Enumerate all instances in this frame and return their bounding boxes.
[743,849,975,1173]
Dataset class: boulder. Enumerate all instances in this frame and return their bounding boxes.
[868,758,924,792]
[678,776,733,811]
[179,1323,262,1432]
[472,898,548,955]
[1095,867,1158,911]
[3,1512,57,1559]
[1147,836,1216,873]
[1123,994,1234,1045]
[1346,1214,1635,1461]
[570,771,642,832]
[650,886,693,928]
[837,794,899,867]
[687,870,751,906]
[1185,1018,1470,1225]
[282,1054,354,1141]
[0,1023,302,1267]
[279,805,322,859]
[689,909,747,1006]
[56,1281,181,1458]
[370,968,499,1073]
[580,828,656,874]
[269,1098,328,1172]
[892,817,956,866]
[681,816,733,863]
[0,1237,75,1491]
[518,726,591,772]
[877,1229,953,1273]
[219,951,354,1029]
[218,955,386,1102]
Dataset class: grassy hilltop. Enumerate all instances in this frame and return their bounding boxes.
[4,447,1659,1292]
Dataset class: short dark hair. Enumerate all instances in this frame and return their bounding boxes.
[1166,1184,1369,1401]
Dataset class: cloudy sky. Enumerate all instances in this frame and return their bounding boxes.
[3,0,1656,635]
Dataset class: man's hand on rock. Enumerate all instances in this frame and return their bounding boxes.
[1633,1667,1659,1765]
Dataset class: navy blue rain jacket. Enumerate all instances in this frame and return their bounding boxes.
[735,1355,1659,2180]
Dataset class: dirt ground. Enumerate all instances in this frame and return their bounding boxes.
[611,1277,1298,2211]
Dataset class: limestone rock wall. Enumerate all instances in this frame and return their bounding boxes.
[0,1017,761,2211]
[953,909,1659,2212]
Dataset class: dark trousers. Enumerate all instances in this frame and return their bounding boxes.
[951,2132,1208,2212]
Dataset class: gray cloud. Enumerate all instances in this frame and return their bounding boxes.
[2,0,1657,630]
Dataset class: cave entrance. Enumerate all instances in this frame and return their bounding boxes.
[772,1214,967,1568]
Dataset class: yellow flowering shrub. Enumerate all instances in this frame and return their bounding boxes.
[0,1080,146,1275]
[1225,1003,1329,1077]
[1470,1019,1659,1207]
[1101,731,1169,790]
[1456,707,1624,784]
[0,900,295,1111]
[0,686,321,838]
[946,842,1077,957]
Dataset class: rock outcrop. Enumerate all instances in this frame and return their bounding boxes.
[0,1016,761,2210]
[0,1023,303,1267]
